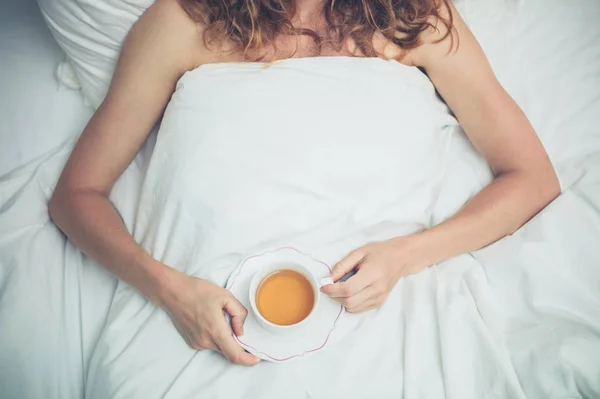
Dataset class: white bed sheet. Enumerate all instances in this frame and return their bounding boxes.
[0,0,599,398]
[0,1,114,397]
[0,0,92,177]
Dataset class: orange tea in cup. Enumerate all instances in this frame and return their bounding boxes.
[255,269,315,326]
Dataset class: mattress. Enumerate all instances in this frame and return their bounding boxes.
[0,0,599,398]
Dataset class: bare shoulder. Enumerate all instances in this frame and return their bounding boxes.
[375,1,463,67]
[58,0,213,194]
[407,0,468,68]
[99,0,212,111]
[121,0,209,75]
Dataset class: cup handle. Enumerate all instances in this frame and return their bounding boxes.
[319,270,357,288]
[319,277,334,288]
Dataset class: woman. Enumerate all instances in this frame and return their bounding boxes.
[49,0,559,367]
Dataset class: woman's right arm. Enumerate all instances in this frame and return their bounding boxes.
[50,0,192,306]
[49,0,259,366]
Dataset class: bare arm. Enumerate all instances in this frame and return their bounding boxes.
[49,0,258,365]
[406,1,560,266]
[323,2,560,311]
[49,0,197,303]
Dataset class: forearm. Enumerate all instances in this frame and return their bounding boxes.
[409,169,560,269]
[49,189,177,305]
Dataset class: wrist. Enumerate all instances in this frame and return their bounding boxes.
[390,231,435,271]
[141,258,186,308]
[412,228,447,268]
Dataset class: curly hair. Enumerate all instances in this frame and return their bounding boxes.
[178,0,454,61]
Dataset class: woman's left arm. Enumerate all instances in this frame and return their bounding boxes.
[322,2,560,312]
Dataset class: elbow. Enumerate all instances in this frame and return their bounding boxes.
[49,184,108,228]
[48,187,65,226]
[521,165,561,221]
[502,165,560,236]
[48,183,76,228]
[538,166,561,207]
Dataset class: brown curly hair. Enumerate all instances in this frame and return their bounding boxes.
[178,0,453,61]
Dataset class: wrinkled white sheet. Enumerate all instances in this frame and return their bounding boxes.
[1,0,599,398]
[84,56,465,398]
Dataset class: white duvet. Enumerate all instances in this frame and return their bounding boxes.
[86,57,466,398]
[1,0,600,398]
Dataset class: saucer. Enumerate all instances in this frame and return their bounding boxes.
[226,247,344,363]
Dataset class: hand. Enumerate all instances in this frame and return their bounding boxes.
[159,270,260,366]
[321,235,427,313]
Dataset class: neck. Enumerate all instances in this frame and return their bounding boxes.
[293,0,325,23]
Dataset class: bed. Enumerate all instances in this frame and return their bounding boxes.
[0,0,599,398]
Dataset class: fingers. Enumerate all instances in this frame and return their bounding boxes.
[321,267,374,299]
[171,319,196,349]
[174,320,219,352]
[212,322,260,366]
[197,338,220,352]
[346,292,383,313]
[331,248,366,281]
[223,296,248,337]
[217,298,259,366]
[339,286,373,312]
[348,302,379,313]
[333,287,384,313]
[322,263,387,313]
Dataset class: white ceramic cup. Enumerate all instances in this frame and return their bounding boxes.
[249,261,333,333]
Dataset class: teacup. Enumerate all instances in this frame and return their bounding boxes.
[249,261,333,333]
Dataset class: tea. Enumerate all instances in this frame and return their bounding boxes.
[255,269,315,326]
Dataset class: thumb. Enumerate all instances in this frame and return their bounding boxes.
[332,248,365,281]
[223,296,248,337]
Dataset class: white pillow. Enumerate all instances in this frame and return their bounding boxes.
[0,0,92,176]
[37,0,153,108]
[38,0,513,109]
